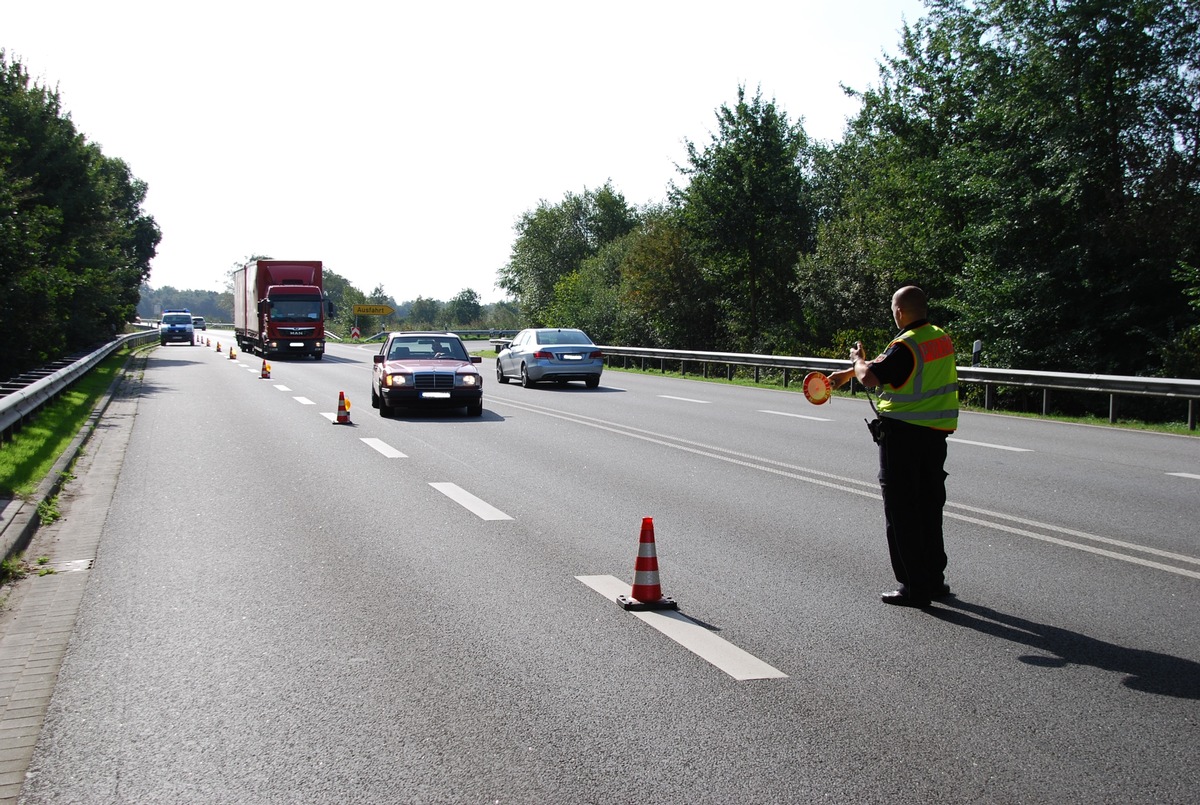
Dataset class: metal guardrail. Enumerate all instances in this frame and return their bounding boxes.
[0,330,159,440]
[487,341,1198,430]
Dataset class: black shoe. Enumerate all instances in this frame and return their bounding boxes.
[881,589,931,608]
[934,583,952,598]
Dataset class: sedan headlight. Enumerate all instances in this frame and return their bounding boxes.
[385,373,413,387]
[456,372,480,388]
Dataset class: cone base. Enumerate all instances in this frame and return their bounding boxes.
[617,594,678,611]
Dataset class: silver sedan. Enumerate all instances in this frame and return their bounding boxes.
[496,328,603,388]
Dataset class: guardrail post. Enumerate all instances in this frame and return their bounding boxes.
[1190,399,1197,431]
[754,366,760,383]
[1109,394,1117,424]
[984,384,992,410]
[727,364,734,381]
[783,368,790,388]
[1043,388,1050,416]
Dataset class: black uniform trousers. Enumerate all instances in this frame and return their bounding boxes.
[876,417,949,596]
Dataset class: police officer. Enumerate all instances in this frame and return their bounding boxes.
[829,286,959,607]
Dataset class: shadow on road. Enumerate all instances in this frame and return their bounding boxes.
[928,597,1200,699]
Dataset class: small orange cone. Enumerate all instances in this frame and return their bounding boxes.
[335,391,351,424]
[229,346,237,360]
[206,338,211,347]
[260,360,271,379]
[216,341,222,352]
[617,517,678,611]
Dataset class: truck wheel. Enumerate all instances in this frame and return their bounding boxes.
[313,353,323,360]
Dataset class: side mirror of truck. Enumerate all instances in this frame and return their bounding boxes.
[257,299,272,314]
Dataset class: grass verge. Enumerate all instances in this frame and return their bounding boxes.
[0,345,135,499]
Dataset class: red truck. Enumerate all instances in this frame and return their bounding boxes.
[233,260,335,359]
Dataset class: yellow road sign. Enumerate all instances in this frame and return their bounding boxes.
[353,304,395,316]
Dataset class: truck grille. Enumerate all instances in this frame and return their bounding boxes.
[278,327,315,337]
[413,373,454,390]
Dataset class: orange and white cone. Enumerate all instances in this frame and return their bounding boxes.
[335,391,351,424]
[216,341,222,352]
[229,346,237,360]
[260,360,271,379]
[617,517,678,611]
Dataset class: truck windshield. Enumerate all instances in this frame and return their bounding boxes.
[269,298,322,322]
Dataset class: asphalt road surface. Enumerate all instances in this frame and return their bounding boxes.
[11,333,1200,803]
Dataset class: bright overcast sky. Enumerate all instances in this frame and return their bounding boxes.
[5,1,927,303]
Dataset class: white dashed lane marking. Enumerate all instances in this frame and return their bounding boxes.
[361,438,406,458]
[948,438,1032,452]
[659,395,710,404]
[576,575,787,681]
[429,483,513,520]
[760,409,832,422]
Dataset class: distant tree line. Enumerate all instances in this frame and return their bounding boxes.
[137,266,519,337]
[1,51,160,381]
[499,0,1200,382]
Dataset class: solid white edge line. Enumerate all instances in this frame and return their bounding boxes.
[429,482,513,521]
[575,575,787,681]
[658,395,711,404]
[361,438,406,458]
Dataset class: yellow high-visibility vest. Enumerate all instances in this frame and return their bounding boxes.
[876,323,959,432]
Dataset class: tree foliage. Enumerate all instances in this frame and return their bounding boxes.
[499,183,639,327]
[810,0,1200,374]
[1,51,160,380]
[676,86,816,353]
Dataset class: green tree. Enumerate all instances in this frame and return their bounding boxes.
[1,51,159,379]
[616,205,721,349]
[676,85,816,353]
[445,288,482,326]
[407,296,441,328]
[820,0,1200,374]
[499,182,638,326]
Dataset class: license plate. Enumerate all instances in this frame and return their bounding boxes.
[421,391,451,399]
[562,353,582,360]
[290,342,305,347]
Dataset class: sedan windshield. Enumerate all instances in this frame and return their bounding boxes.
[387,338,468,361]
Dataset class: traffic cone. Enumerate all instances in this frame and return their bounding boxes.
[260,360,271,379]
[216,341,222,352]
[229,346,237,360]
[617,517,678,611]
[335,391,351,424]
